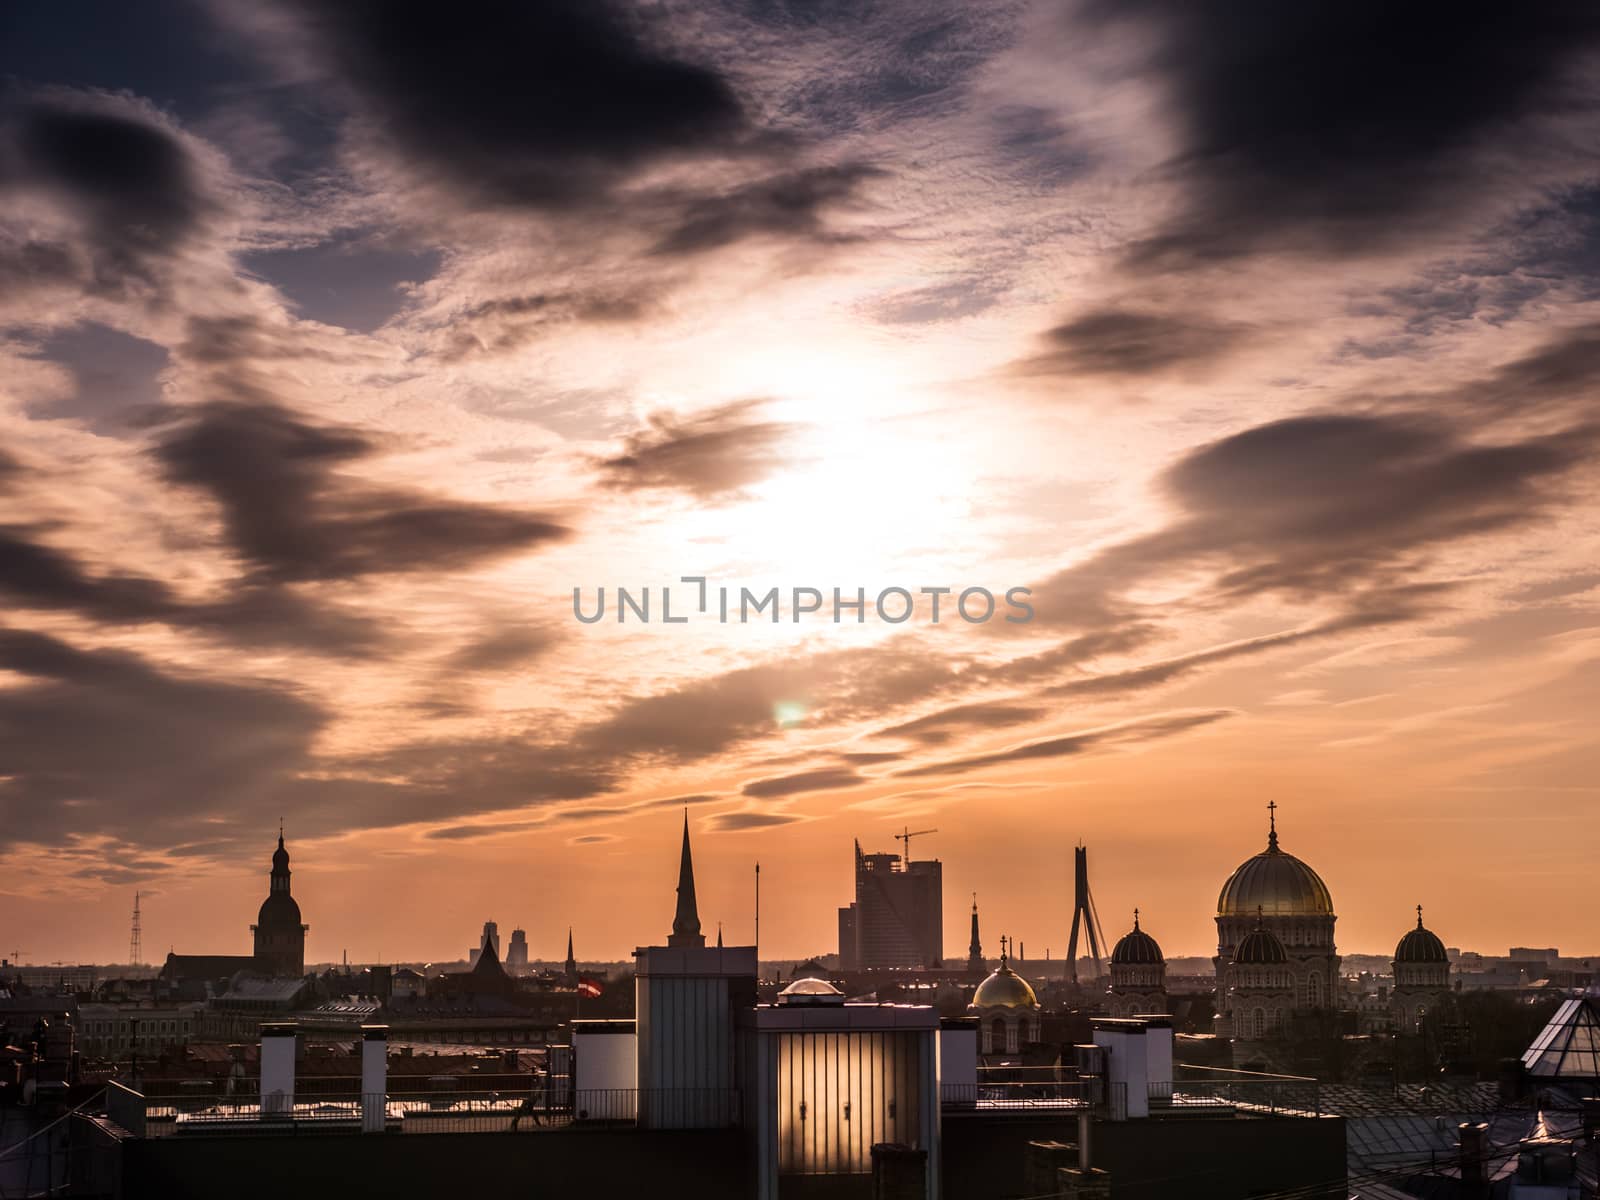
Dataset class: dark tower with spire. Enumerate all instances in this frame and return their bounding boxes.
[252,827,307,978]
[564,928,578,984]
[967,894,985,976]
[669,812,705,948]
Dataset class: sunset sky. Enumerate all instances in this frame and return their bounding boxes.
[1,1,1596,967]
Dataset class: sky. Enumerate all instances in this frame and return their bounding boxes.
[0,0,1596,968]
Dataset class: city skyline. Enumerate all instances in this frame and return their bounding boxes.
[2,2,1597,964]
[15,812,1593,968]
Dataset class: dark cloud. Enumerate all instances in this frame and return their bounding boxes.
[877,702,1050,746]
[1079,0,1600,264]
[597,399,797,499]
[436,291,651,362]
[0,629,324,847]
[1043,606,1419,700]
[0,521,385,655]
[894,709,1234,778]
[1012,309,1249,378]
[650,164,880,257]
[280,0,750,210]
[445,626,554,673]
[0,91,219,297]
[1028,412,1591,626]
[741,767,863,798]
[154,400,566,581]
[0,526,178,622]
[702,809,807,833]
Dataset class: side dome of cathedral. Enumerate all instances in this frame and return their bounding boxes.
[1395,910,1448,963]
[1233,921,1288,965]
[1111,913,1163,965]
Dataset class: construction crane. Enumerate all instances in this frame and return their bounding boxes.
[894,827,939,859]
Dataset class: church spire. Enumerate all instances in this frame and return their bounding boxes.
[967,893,983,971]
[668,811,704,948]
[1266,800,1279,852]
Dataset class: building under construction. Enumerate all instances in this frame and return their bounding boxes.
[837,838,944,971]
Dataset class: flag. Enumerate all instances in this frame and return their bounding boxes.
[577,976,603,998]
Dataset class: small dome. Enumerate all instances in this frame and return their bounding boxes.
[778,977,844,1005]
[1233,923,1287,965]
[1218,812,1334,917]
[971,962,1038,1010]
[1111,912,1164,965]
[1395,908,1447,964]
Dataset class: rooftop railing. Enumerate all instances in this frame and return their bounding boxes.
[110,1086,740,1137]
[1156,1064,1321,1117]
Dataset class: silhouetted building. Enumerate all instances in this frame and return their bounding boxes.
[252,832,308,978]
[505,928,528,971]
[468,920,499,966]
[1108,909,1168,1017]
[634,814,756,1128]
[163,832,308,986]
[839,839,943,970]
[966,895,985,977]
[1390,905,1451,1032]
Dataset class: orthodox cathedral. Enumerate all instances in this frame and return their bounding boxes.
[965,802,1454,1057]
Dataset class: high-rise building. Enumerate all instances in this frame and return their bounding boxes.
[468,920,500,966]
[839,839,943,970]
[505,927,528,970]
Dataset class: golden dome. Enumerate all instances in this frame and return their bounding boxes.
[1218,808,1333,918]
[971,960,1038,1010]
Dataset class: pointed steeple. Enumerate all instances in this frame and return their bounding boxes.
[564,927,577,982]
[717,922,724,949]
[669,811,705,948]
[967,893,983,971]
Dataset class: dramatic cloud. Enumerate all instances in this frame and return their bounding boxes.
[1080,0,1600,263]
[1013,309,1249,378]
[279,0,751,211]
[650,164,881,257]
[0,89,225,301]
[0,629,323,846]
[895,709,1235,778]
[154,400,567,582]
[596,399,797,499]
[741,767,864,798]
[702,809,808,833]
[1029,411,1592,627]
[877,702,1050,746]
[445,626,555,673]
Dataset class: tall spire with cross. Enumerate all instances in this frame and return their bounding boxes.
[1266,800,1279,851]
[967,893,984,973]
[668,810,705,948]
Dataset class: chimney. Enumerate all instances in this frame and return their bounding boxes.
[360,1024,388,1132]
[260,1021,297,1118]
[1459,1122,1489,1200]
